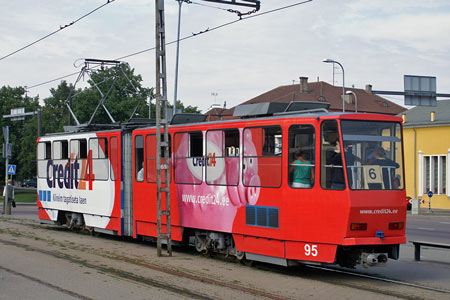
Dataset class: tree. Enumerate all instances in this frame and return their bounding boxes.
[41,80,77,134]
[73,63,153,124]
[0,86,39,182]
[173,100,201,114]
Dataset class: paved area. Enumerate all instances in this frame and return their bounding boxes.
[0,203,449,300]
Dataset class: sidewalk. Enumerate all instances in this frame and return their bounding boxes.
[408,208,450,217]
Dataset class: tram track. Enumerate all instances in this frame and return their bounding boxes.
[0,217,289,300]
[0,265,94,300]
[0,238,214,300]
[1,216,449,300]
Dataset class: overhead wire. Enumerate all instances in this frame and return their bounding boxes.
[0,0,116,62]
[27,0,313,91]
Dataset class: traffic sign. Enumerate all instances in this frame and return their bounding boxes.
[7,164,16,175]
[404,75,437,106]
[409,198,425,204]
[427,191,433,198]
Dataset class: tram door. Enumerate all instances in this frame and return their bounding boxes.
[122,131,134,236]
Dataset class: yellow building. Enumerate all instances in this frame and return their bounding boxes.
[402,100,450,209]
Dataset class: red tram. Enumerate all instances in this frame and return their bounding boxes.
[37,107,406,268]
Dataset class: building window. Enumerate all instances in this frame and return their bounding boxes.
[423,155,447,195]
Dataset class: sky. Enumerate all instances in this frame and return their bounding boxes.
[1,0,450,113]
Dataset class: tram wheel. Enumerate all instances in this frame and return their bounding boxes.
[235,250,245,261]
[195,236,205,253]
[235,251,253,266]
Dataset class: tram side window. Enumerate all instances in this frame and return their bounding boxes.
[243,126,282,188]
[70,139,87,159]
[146,133,172,183]
[89,138,109,181]
[288,125,315,189]
[53,140,68,160]
[135,135,144,182]
[110,136,118,181]
[174,131,203,185]
[205,129,239,186]
[37,141,51,178]
[321,120,345,190]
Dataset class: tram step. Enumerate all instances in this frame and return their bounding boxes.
[158,233,171,240]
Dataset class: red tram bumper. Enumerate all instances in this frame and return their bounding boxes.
[341,236,406,246]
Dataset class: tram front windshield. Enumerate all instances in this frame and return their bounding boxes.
[341,121,404,190]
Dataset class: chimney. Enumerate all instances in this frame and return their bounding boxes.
[431,111,435,122]
[299,77,308,93]
[402,113,406,123]
[365,84,372,93]
[223,101,227,109]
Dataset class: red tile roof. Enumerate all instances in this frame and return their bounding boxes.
[207,81,406,119]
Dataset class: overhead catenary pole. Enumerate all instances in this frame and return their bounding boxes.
[155,0,172,257]
[152,0,260,258]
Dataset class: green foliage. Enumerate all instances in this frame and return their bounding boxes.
[0,86,39,183]
[174,100,201,114]
[41,80,75,134]
[71,63,153,124]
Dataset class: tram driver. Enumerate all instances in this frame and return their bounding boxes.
[367,147,400,189]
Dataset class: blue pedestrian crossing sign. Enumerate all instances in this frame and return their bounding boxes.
[7,165,16,175]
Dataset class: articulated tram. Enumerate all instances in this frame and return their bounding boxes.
[37,108,406,268]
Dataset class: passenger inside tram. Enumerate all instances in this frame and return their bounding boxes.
[326,141,346,190]
[290,149,314,188]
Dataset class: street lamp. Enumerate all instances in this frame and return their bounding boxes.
[173,0,183,117]
[323,59,345,112]
[346,91,358,113]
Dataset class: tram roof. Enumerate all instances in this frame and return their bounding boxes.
[41,111,401,138]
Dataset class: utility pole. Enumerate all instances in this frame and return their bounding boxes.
[3,126,11,215]
[155,0,172,257]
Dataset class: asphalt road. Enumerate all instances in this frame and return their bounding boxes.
[406,213,450,244]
